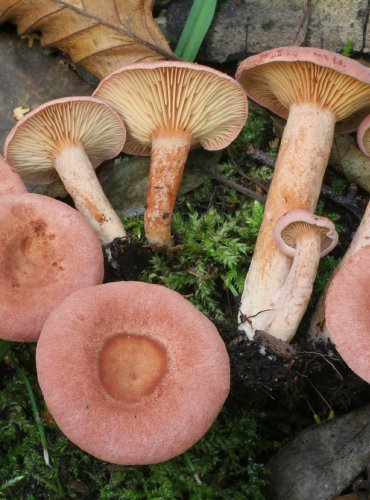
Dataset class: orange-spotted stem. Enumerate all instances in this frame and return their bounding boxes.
[145,132,192,248]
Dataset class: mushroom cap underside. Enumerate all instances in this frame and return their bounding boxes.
[273,208,338,258]
[326,245,370,383]
[93,60,248,156]
[4,96,125,184]
[236,46,370,133]
[36,281,230,464]
[357,114,370,157]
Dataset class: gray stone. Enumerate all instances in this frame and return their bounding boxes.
[266,405,370,500]
[0,29,93,149]
[167,0,368,64]
[32,150,221,216]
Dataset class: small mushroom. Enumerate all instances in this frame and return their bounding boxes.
[326,245,370,383]
[36,281,230,464]
[93,61,248,248]
[0,154,27,195]
[0,193,104,342]
[4,96,127,246]
[263,209,338,342]
[236,46,370,338]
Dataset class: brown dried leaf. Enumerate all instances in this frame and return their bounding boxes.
[0,0,175,79]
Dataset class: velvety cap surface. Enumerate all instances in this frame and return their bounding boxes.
[94,61,248,155]
[36,281,230,464]
[0,155,27,196]
[236,46,370,133]
[326,246,370,382]
[0,193,104,341]
[4,96,125,184]
[274,209,338,258]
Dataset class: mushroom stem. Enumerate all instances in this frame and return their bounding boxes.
[264,230,322,342]
[54,145,127,245]
[144,132,191,248]
[239,103,336,337]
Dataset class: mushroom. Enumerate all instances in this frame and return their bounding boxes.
[4,96,127,246]
[309,116,370,344]
[235,46,370,338]
[326,245,370,383]
[263,209,338,342]
[0,154,27,195]
[36,281,230,464]
[93,61,248,248]
[0,193,104,342]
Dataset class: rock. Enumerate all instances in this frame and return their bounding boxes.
[0,27,94,149]
[32,150,221,216]
[167,0,368,64]
[266,405,370,500]
[102,150,221,216]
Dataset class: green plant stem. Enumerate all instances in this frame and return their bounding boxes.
[0,340,12,360]
[175,0,217,61]
[7,354,50,467]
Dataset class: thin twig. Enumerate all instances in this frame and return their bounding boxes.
[246,144,363,220]
[293,0,310,46]
[246,143,276,167]
[228,147,268,193]
[54,0,179,61]
[211,169,266,203]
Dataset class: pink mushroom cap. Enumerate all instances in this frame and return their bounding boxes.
[357,114,370,156]
[36,281,230,465]
[326,245,370,382]
[0,193,104,341]
[273,208,338,258]
[236,46,370,133]
[0,155,27,195]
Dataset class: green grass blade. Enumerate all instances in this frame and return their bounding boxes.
[0,340,12,360]
[8,354,50,467]
[175,0,217,61]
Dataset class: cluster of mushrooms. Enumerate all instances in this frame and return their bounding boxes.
[1,46,370,465]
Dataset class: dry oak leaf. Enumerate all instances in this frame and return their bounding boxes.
[0,0,176,80]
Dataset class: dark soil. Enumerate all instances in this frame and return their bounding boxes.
[217,321,370,424]
[103,238,154,282]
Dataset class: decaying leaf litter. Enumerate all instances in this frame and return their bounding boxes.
[0,1,369,498]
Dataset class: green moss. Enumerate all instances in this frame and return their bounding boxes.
[0,349,270,498]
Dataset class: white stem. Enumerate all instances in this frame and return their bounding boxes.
[54,145,126,245]
[309,201,370,343]
[239,103,336,338]
[265,232,322,342]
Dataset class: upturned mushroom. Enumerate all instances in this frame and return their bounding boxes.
[326,245,370,383]
[236,46,370,338]
[4,96,127,246]
[36,281,230,464]
[0,159,104,342]
[93,61,248,248]
[263,209,338,342]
